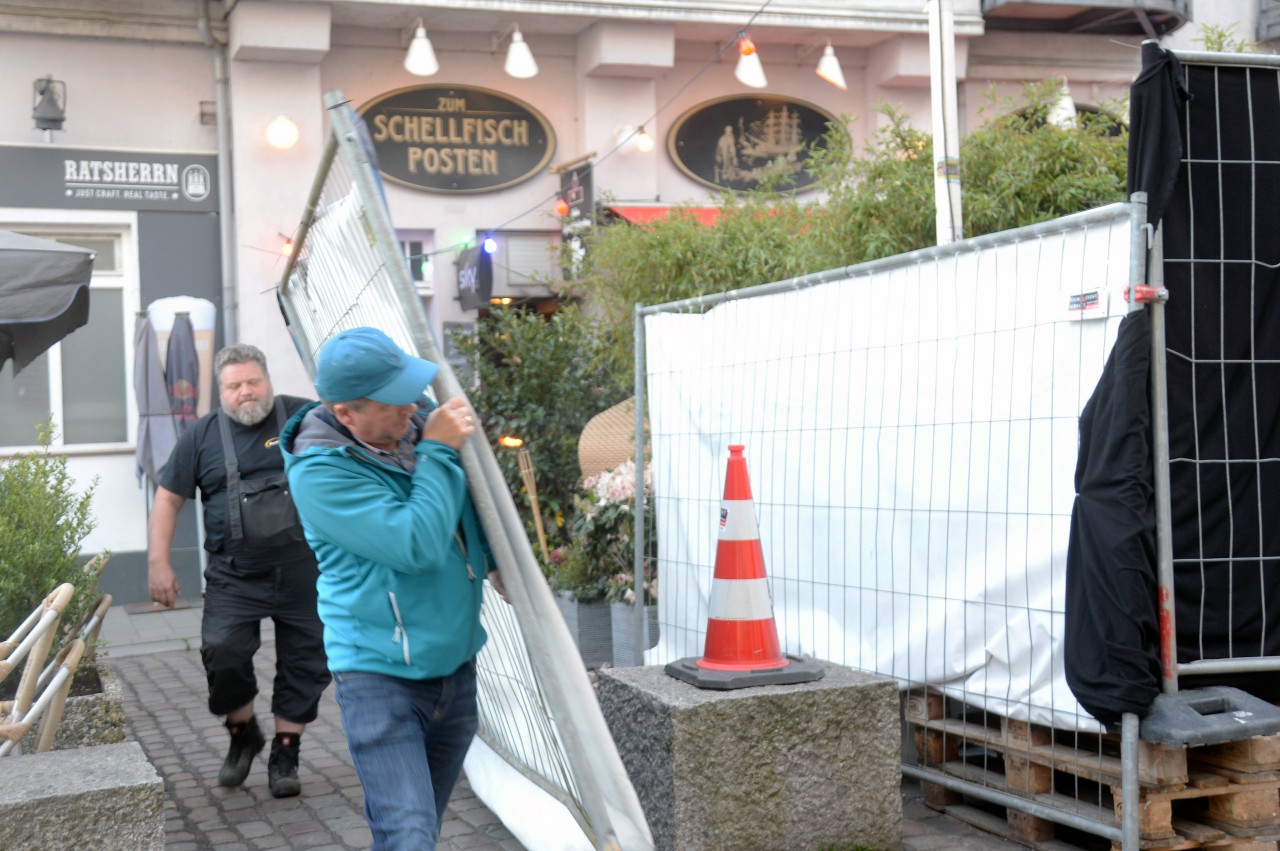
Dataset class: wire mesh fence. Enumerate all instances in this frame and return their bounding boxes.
[637,201,1146,847]
[278,91,650,851]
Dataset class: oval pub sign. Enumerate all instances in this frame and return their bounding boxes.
[359,85,556,194]
[668,95,841,193]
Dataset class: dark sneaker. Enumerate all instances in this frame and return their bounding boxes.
[217,716,265,787]
[268,733,301,798]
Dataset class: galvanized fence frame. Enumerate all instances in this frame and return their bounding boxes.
[278,91,651,851]
[1152,50,1280,694]
[634,201,1147,848]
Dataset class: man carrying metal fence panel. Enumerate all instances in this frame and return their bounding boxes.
[282,326,505,850]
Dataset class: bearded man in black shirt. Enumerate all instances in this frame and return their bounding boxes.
[148,343,329,798]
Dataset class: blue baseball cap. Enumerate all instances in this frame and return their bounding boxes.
[314,327,439,405]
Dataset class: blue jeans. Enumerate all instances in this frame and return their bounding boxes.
[333,663,478,851]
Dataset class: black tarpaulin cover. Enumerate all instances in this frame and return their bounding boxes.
[1066,48,1280,728]
[1065,311,1162,728]
[0,230,95,374]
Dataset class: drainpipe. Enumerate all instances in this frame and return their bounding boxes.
[198,0,239,345]
[927,0,963,245]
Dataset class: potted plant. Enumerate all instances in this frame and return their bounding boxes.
[549,459,653,668]
[606,565,658,668]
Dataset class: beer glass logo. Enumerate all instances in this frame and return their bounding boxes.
[181,165,211,201]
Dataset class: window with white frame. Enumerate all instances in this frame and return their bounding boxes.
[0,232,128,449]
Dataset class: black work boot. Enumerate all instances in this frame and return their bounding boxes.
[268,732,302,798]
[218,716,265,787]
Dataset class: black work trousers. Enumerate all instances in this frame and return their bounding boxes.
[201,547,330,723]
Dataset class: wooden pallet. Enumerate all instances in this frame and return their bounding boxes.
[905,689,1280,851]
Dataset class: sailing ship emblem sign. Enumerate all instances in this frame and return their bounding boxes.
[667,95,842,192]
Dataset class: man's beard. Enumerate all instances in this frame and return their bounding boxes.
[224,395,273,426]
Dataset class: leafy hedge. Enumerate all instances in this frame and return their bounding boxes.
[0,420,99,642]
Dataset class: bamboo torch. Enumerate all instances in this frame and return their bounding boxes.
[517,447,550,563]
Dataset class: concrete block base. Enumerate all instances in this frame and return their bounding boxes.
[0,741,164,850]
[598,660,903,851]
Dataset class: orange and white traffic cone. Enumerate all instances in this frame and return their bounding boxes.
[665,444,824,689]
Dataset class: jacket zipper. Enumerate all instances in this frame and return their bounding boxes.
[387,591,411,665]
[455,531,476,580]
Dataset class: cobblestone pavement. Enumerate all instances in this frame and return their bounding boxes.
[99,603,1036,851]
[103,605,522,851]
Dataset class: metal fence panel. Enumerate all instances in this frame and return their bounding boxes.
[641,202,1138,731]
[637,202,1143,846]
[1158,52,1280,689]
[279,92,651,851]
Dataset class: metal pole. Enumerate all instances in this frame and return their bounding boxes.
[632,304,647,666]
[928,0,963,245]
[901,764,1122,842]
[1121,712,1139,850]
[1149,224,1177,694]
[197,0,238,345]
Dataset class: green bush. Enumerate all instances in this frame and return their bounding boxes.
[0,420,99,642]
[451,303,631,559]
[557,80,1128,369]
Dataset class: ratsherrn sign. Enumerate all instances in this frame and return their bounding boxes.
[359,85,555,194]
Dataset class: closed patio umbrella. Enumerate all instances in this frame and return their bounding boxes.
[134,312,178,485]
[0,230,95,374]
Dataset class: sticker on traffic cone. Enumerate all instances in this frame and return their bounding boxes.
[665,444,824,690]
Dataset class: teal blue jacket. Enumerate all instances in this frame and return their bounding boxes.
[281,401,488,679]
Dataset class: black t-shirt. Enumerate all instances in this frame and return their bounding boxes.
[159,395,311,556]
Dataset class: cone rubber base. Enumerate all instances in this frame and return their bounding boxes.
[664,654,825,690]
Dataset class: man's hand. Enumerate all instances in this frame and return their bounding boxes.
[487,570,510,604]
[147,486,187,608]
[149,562,181,608]
[421,397,478,450]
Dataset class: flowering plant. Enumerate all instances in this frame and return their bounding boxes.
[604,569,658,606]
[550,459,656,603]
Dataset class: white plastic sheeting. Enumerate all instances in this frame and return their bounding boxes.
[643,205,1139,733]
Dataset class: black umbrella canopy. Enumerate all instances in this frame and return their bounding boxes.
[0,230,96,374]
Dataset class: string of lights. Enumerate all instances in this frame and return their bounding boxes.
[363,0,779,275]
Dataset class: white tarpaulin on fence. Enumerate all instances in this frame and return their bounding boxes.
[643,205,1139,732]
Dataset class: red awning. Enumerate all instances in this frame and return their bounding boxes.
[607,205,722,227]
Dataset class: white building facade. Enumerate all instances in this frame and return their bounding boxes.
[0,0,1247,602]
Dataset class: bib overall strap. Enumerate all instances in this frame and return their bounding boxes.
[217,397,288,542]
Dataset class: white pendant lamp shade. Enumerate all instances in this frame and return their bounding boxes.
[816,43,847,91]
[404,22,439,76]
[504,27,539,79]
[734,36,767,89]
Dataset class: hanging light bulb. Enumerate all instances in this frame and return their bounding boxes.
[636,126,654,153]
[404,19,439,76]
[735,34,767,89]
[504,26,539,79]
[265,115,299,149]
[815,42,847,91]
